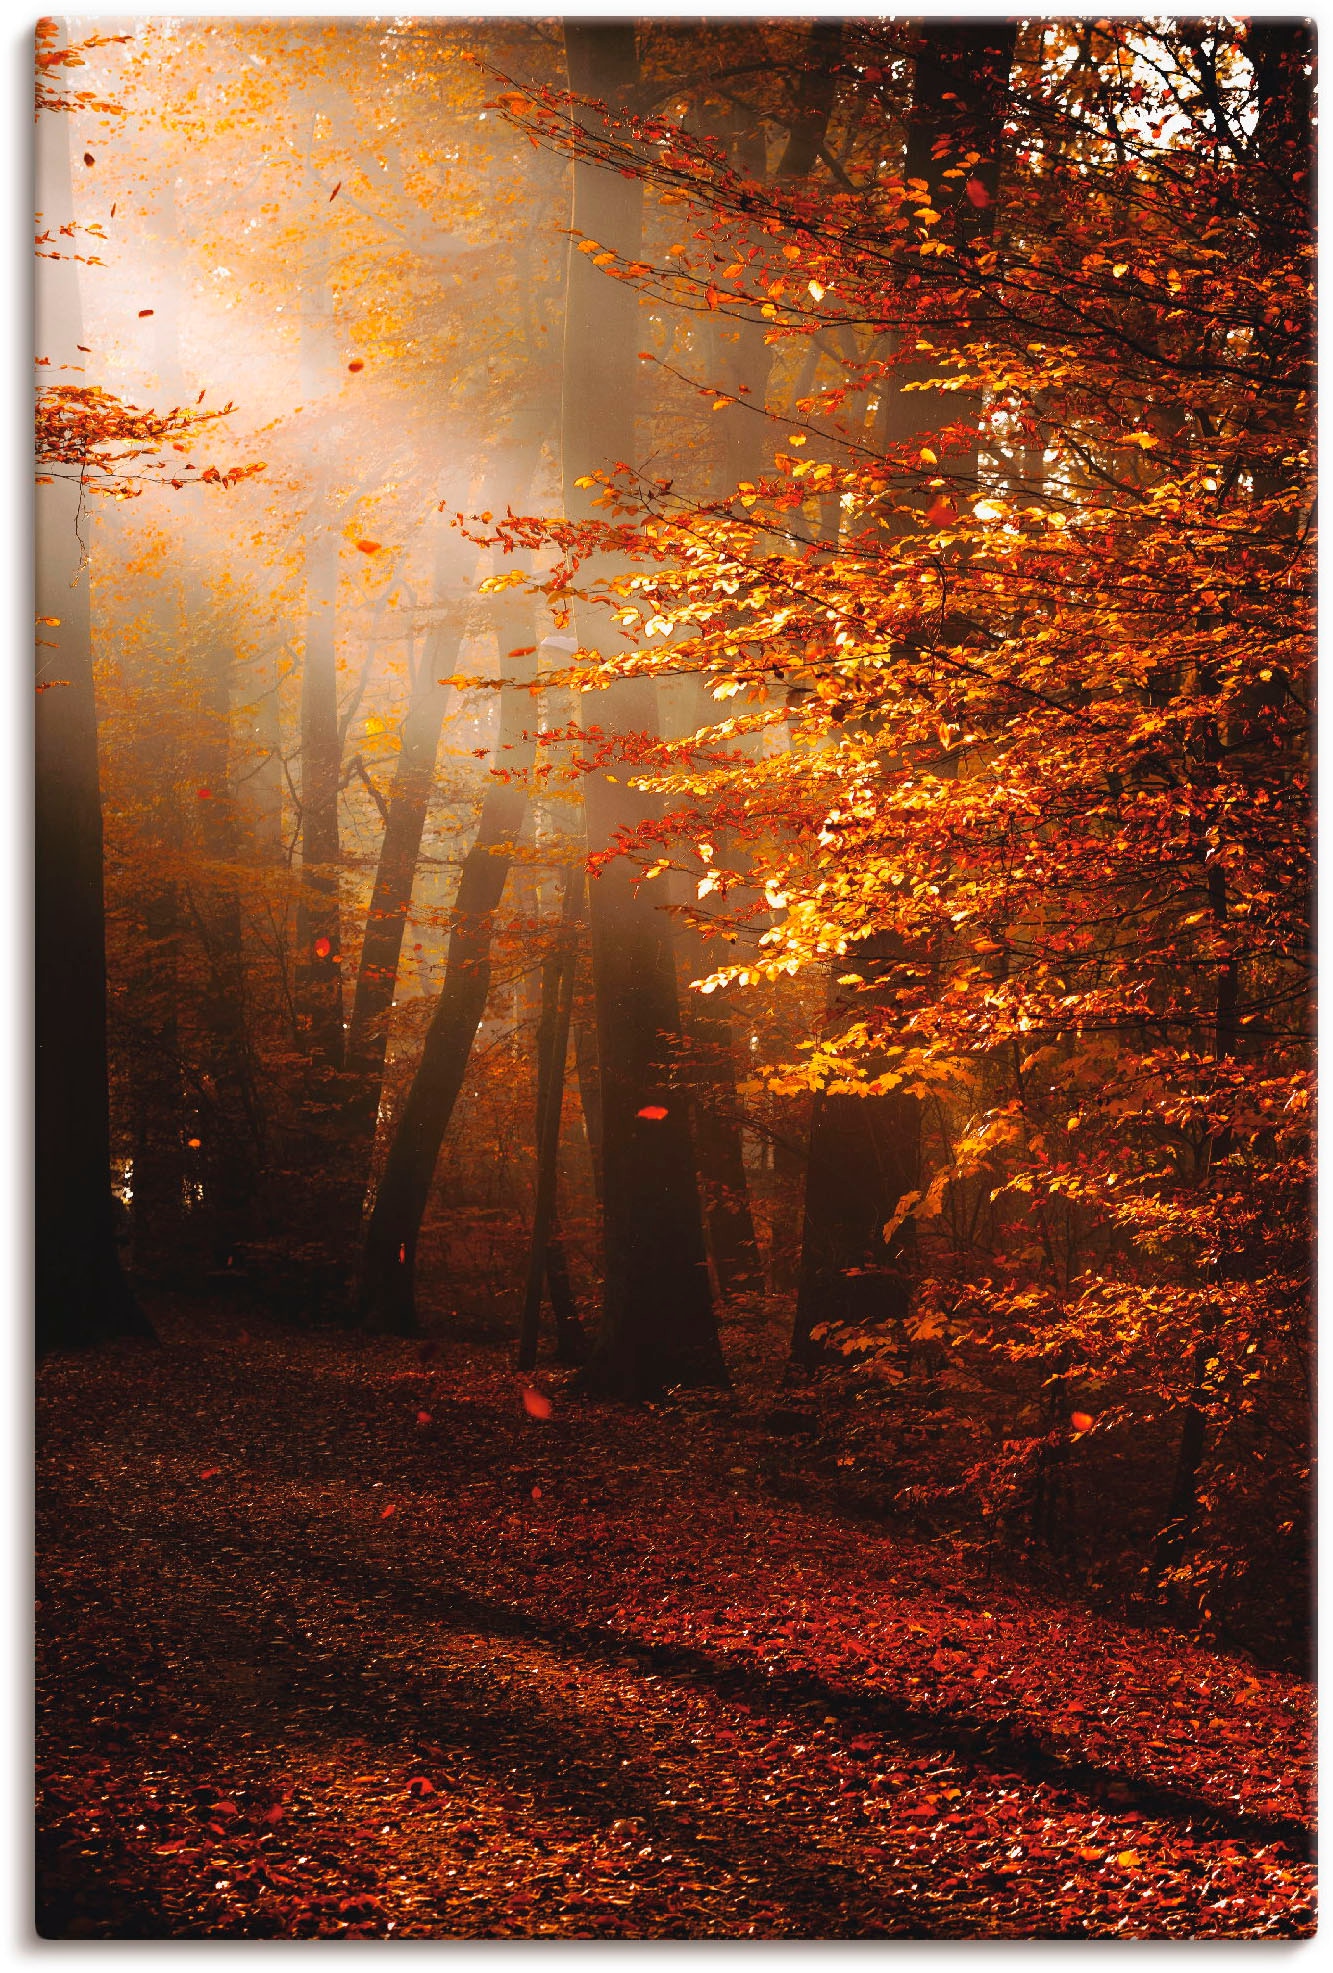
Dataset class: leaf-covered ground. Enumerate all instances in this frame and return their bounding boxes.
[36,1307,1315,1939]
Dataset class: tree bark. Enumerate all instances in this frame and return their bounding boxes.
[563,19,726,1397]
[518,867,584,1370]
[356,632,540,1334]
[790,21,1016,1370]
[35,90,152,1351]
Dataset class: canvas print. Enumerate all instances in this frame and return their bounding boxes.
[35,13,1313,1940]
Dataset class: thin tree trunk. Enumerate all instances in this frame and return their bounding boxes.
[563,18,725,1397]
[35,90,151,1350]
[356,637,540,1333]
[518,868,583,1370]
[293,515,345,1075]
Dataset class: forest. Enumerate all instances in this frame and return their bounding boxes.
[35,12,1313,1940]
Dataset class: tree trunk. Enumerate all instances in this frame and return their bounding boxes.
[675,916,764,1298]
[35,92,151,1351]
[293,516,345,1076]
[518,868,584,1370]
[563,19,725,1397]
[356,635,540,1334]
[790,21,1016,1369]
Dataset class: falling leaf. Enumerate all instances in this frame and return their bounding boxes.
[964,178,992,208]
[398,1243,406,1263]
[138,308,154,317]
[347,359,364,372]
[416,1410,432,1426]
[380,1503,397,1519]
[329,181,341,201]
[637,1104,669,1120]
[83,152,95,166]
[926,495,957,525]
[1116,1850,1142,1869]
[355,539,382,554]
[199,1467,220,1480]
[531,1485,543,1500]
[1071,1411,1095,1432]
[521,1387,553,1419]
[186,1137,201,1149]
[196,787,212,799]
[314,936,331,958]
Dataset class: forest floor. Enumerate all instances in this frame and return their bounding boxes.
[36,1296,1315,1940]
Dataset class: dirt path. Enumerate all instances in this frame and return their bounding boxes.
[36,1316,1314,1938]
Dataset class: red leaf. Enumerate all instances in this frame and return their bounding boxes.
[314,936,331,958]
[531,1485,543,1500]
[926,495,958,525]
[347,359,364,372]
[355,539,381,554]
[199,1467,220,1480]
[416,1410,432,1426]
[964,178,992,208]
[380,1503,396,1519]
[196,787,212,799]
[329,181,341,202]
[138,308,154,317]
[637,1104,669,1120]
[83,153,95,166]
[521,1387,553,1419]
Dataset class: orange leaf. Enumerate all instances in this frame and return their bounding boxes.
[1071,1410,1094,1432]
[637,1104,669,1120]
[521,1387,553,1419]
[926,495,957,525]
[355,539,381,554]
[186,1137,201,1149]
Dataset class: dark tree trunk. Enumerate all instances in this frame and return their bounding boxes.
[293,517,345,1076]
[35,95,151,1351]
[563,19,725,1397]
[676,917,764,1299]
[343,589,459,1163]
[518,868,584,1370]
[356,636,540,1334]
[790,21,1016,1369]
[1154,23,1313,1590]
[345,438,542,1193]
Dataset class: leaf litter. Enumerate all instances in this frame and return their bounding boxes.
[36,1316,1314,1939]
